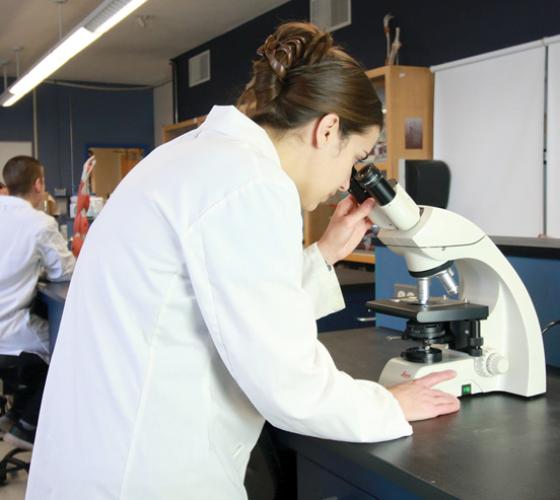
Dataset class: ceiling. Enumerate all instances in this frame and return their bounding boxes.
[0,0,289,86]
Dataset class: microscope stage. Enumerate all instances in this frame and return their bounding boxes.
[367,297,489,322]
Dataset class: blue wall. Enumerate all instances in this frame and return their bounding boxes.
[173,0,560,121]
[173,1,308,120]
[0,81,154,194]
[375,246,560,368]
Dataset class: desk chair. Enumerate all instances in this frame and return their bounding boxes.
[0,356,31,486]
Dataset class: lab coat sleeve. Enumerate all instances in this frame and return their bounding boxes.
[302,243,345,320]
[36,215,76,282]
[181,178,412,442]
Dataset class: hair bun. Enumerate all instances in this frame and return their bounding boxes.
[303,32,334,65]
[238,21,383,137]
[257,35,306,80]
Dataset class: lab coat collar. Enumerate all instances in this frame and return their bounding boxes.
[0,195,32,208]
[200,106,281,166]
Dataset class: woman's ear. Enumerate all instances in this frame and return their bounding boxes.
[313,113,340,149]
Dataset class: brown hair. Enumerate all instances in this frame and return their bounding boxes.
[2,156,44,196]
[237,22,383,137]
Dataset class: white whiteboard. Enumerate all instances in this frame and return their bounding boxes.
[0,142,33,182]
[547,38,560,237]
[433,45,546,237]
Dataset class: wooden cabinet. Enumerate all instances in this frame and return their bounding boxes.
[90,147,145,199]
[366,65,434,180]
[303,65,434,264]
[162,115,206,143]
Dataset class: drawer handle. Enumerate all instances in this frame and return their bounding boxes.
[356,316,376,322]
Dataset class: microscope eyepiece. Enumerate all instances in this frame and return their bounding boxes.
[348,163,420,232]
[354,164,396,206]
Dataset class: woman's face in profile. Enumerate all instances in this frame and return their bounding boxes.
[304,125,380,211]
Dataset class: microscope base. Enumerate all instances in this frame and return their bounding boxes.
[379,350,486,397]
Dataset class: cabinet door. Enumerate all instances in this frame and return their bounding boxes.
[297,456,377,500]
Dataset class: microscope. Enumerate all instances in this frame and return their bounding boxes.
[349,165,546,397]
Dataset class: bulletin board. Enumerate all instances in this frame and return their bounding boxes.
[432,43,546,238]
[0,141,33,181]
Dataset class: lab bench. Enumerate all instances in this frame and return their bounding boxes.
[273,327,560,500]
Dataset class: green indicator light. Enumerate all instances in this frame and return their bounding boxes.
[461,384,472,396]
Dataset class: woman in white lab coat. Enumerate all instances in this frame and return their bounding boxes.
[26,22,459,500]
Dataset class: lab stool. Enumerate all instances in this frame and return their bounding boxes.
[0,360,31,486]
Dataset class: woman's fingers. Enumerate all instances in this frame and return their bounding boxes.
[389,371,461,422]
[414,370,457,388]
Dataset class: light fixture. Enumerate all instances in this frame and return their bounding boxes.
[0,0,148,107]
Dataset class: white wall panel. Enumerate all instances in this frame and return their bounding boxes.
[0,142,33,182]
[433,45,546,237]
[546,39,560,237]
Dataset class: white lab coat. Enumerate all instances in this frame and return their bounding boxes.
[26,106,412,500]
[0,196,75,362]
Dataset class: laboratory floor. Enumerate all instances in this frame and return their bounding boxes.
[0,439,29,499]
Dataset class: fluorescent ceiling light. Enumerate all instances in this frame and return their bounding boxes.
[1,93,20,107]
[90,0,148,36]
[0,0,148,107]
[10,28,97,97]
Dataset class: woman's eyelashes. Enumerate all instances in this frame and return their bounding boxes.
[356,152,369,163]
[354,152,370,166]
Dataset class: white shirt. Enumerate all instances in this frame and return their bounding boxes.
[0,196,75,362]
[26,106,412,500]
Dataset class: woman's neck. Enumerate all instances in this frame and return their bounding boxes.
[262,124,313,199]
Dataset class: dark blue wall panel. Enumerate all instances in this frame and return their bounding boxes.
[0,82,154,194]
[0,91,33,143]
[173,1,308,120]
[173,0,560,121]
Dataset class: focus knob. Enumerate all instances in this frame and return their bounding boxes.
[487,353,509,375]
